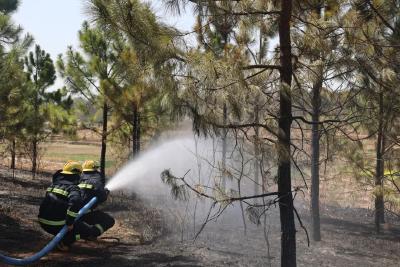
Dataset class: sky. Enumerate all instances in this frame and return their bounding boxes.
[12,0,195,89]
[13,0,84,61]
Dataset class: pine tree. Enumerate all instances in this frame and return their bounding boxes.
[0,47,28,173]
[164,0,298,265]
[86,0,181,158]
[58,21,120,178]
[0,0,33,173]
[24,45,74,177]
[0,0,18,13]
[291,0,355,242]
[0,0,21,45]
[342,0,400,233]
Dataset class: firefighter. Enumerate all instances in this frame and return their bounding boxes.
[38,161,100,251]
[78,160,115,239]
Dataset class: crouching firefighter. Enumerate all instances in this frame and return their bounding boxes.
[78,160,115,239]
[38,161,103,251]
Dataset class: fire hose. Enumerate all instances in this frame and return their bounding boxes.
[0,197,98,266]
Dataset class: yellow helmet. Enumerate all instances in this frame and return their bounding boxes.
[61,160,82,175]
[82,160,100,172]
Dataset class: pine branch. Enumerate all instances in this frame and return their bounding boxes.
[292,115,361,125]
[368,2,395,33]
[208,120,279,138]
[243,64,281,71]
[389,177,400,193]
[293,206,310,247]
[171,169,280,202]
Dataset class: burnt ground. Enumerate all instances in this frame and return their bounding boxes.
[0,168,400,267]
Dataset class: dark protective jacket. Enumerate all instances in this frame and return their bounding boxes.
[79,170,108,209]
[38,170,82,226]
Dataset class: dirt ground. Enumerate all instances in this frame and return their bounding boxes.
[0,167,400,267]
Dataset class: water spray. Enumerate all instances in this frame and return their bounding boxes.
[105,136,204,194]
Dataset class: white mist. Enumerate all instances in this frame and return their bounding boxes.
[105,134,266,242]
[105,136,213,197]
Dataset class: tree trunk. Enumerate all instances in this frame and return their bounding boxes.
[222,103,227,188]
[11,139,16,178]
[11,139,16,169]
[310,0,324,243]
[100,102,108,182]
[32,96,39,179]
[278,1,296,266]
[132,104,140,158]
[32,138,37,179]
[311,77,322,241]
[254,104,260,199]
[375,91,385,233]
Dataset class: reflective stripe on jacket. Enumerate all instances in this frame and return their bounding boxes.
[79,171,108,209]
[38,171,82,226]
[78,183,94,189]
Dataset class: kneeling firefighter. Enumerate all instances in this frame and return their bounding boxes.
[38,161,103,251]
[78,160,115,238]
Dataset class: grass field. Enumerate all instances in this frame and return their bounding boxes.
[42,142,117,173]
[44,143,99,162]
[0,140,118,176]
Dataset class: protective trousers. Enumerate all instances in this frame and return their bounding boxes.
[79,210,115,238]
[39,210,114,246]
